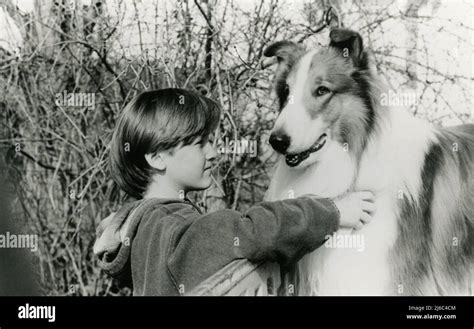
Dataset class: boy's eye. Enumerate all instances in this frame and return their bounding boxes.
[193,138,203,145]
[202,136,211,145]
[194,137,208,147]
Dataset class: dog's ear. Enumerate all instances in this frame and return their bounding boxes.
[264,41,303,64]
[264,41,304,109]
[329,28,366,67]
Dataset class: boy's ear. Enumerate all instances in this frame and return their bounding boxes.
[145,152,166,171]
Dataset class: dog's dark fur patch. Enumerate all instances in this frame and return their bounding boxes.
[391,124,474,295]
[390,143,439,295]
[352,71,376,134]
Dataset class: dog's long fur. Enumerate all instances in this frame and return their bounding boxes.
[264,29,474,295]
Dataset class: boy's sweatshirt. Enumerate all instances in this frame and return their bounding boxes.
[93,197,340,296]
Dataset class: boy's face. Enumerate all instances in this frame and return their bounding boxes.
[165,135,217,192]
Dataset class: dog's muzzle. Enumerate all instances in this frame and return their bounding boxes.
[285,133,327,167]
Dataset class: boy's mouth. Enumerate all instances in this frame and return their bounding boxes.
[285,133,327,167]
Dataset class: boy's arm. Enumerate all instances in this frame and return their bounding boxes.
[234,196,340,264]
[167,196,340,291]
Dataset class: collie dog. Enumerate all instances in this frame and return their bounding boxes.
[263,29,474,295]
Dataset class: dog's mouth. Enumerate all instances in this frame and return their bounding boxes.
[285,133,327,167]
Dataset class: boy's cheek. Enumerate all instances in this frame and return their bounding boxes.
[173,151,193,164]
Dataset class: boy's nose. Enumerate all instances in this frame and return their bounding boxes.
[206,144,218,160]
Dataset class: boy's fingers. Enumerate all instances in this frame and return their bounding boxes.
[354,221,364,230]
[360,212,372,224]
[361,201,376,214]
[357,191,375,201]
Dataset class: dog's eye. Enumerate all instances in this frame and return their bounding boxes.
[315,86,330,96]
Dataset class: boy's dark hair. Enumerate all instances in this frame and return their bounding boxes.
[110,88,220,199]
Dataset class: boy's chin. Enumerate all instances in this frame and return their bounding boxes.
[201,179,213,190]
[188,178,213,191]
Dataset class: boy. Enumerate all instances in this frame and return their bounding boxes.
[94,89,375,296]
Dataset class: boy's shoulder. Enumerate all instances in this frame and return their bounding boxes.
[132,198,201,230]
[94,198,200,287]
[141,198,200,217]
[95,198,200,255]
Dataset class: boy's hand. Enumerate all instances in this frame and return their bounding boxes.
[332,191,376,230]
[93,212,118,256]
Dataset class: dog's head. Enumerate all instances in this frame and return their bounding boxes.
[264,28,376,168]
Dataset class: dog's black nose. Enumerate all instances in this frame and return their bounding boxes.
[269,132,290,154]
